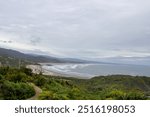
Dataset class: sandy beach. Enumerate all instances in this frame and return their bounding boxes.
[26,65,54,75]
[26,64,88,79]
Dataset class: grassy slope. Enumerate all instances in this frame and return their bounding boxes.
[35,75,150,100]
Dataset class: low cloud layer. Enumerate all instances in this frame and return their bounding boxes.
[0,0,150,59]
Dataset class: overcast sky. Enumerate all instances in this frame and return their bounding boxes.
[0,0,150,59]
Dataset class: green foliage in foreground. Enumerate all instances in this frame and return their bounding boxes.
[0,67,150,100]
[37,75,149,100]
[0,67,35,100]
[1,81,35,100]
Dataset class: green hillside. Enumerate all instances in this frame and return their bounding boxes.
[0,67,150,100]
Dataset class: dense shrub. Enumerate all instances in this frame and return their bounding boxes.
[0,67,9,75]
[0,74,3,80]
[20,67,32,76]
[39,91,69,100]
[39,91,56,100]
[1,81,35,100]
[6,72,30,83]
[68,87,82,99]
[106,90,126,100]
[105,90,147,100]
[34,75,47,87]
[126,91,147,100]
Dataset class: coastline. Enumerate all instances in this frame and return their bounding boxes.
[26,64,90,79]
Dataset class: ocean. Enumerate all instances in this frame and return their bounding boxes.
[42,63,150,78]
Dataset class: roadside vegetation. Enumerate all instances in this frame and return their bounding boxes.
[0,67,150,100]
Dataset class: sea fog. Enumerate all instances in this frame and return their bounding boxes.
[42,63,150,78]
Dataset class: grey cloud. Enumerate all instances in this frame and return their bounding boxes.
[0,0,150,58]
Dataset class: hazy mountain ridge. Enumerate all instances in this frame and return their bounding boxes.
[0,47,92,64]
